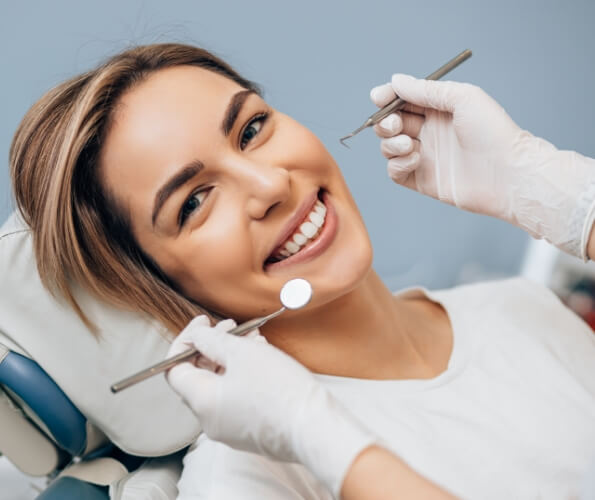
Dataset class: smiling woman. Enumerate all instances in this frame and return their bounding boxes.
[96,59,372,325]
[8,43,595,500]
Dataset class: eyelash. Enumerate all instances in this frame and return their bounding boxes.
[178,112,269,227]
[239,112,269,150]
[179,189,210,227]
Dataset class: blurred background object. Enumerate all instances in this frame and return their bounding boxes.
[522,239,595,331]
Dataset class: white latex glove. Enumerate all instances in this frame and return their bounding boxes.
[371,74,595,260]
[166,315,375,497]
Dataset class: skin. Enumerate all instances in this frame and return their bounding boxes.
[100,64,453,382]
[343,446,457,500]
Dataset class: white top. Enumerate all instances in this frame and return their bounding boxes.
[176,278,595,499]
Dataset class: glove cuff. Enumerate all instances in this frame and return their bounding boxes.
[292,386,377,498]
[546,151,595,259]
[577,179,595,262]
[508,134,595,259]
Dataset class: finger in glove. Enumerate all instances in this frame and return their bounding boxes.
[381,134,414,158]
[373,113,402,137]
[370,83,396,107]
[387,151,421,185]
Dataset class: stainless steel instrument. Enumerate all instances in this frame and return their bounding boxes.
[110,278,313,393]
[339,49,472,146]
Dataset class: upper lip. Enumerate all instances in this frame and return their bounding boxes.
[264,189,320,263]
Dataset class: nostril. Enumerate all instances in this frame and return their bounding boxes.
[264,201,281,219]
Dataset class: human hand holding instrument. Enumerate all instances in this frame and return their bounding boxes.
[371,66,595,260]
[164,278,376,499]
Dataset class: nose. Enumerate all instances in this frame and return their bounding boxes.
[233,159,291,220]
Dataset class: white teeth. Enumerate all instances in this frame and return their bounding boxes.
[285,241,300,254]
[270,197,329,263]
[309,212,324,227]
[314,202,326,216]
[293,233,308,245]
[300,222,317,238]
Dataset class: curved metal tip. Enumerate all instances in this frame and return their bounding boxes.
[340,121,370,148]
[339,135,353,148]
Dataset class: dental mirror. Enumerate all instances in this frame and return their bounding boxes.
[111,278,313,393]
[279,278,312,310]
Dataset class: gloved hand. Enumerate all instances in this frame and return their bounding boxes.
[370,74,595,260]
[166,315,376,497]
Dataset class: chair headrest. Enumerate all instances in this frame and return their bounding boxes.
[0,212,201,456]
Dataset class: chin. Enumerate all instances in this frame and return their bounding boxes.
[305,234,373,309]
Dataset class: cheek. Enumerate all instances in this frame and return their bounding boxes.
[273,116,333,174]
[159,219,272,318]
[168,224,253,295]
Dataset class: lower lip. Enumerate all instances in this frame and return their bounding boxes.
[264,191,338,272]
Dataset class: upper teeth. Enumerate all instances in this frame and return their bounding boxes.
[276,199,327,259]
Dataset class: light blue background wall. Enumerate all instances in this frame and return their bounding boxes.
[1,0,594,291]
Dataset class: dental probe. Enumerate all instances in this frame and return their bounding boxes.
[110,278,313,393]
[339,49,472,147]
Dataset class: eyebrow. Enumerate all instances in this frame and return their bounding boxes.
[152,161,204,227]
[151,90,256,227]
[221,89,256,136]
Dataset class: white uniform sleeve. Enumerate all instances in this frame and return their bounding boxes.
[177,435,334,500]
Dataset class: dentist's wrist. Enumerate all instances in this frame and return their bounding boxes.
[505,135,595,259]
[584,204,595,262]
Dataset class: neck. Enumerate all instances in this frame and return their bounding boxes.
[260,269,428,378]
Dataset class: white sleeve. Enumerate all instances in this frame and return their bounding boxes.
[177,435,334,500]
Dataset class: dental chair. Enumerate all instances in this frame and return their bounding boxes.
[0,212,202,499]
[0,347,134,499]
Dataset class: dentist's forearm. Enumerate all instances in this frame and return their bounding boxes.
[340,445,458,500]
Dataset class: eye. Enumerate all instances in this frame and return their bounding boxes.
[240,112,268,150]
[179,189,209,227]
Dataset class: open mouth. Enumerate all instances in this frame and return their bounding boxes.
[264,189,328,266]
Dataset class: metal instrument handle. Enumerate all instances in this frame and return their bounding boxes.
[369,49,472,126]
[110,307,286,393]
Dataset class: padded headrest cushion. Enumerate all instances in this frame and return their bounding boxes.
[0,212,201,456]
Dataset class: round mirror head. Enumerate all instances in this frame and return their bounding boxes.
[279,278,313,310]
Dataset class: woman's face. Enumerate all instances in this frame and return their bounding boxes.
[101,65,372,321]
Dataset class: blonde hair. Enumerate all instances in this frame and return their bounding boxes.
[9,43,261,333]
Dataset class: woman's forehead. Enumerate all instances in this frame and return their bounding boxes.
[117,65,244,123]
[105,66,248,164]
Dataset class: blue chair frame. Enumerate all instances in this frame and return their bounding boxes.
[0,349,110,499]
[0,350,87,456]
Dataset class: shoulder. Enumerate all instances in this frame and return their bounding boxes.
[428,277,562,310]
[429,277,592,335]
[177,434,332,500]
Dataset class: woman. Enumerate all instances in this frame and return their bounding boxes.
[9,43,595,499]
